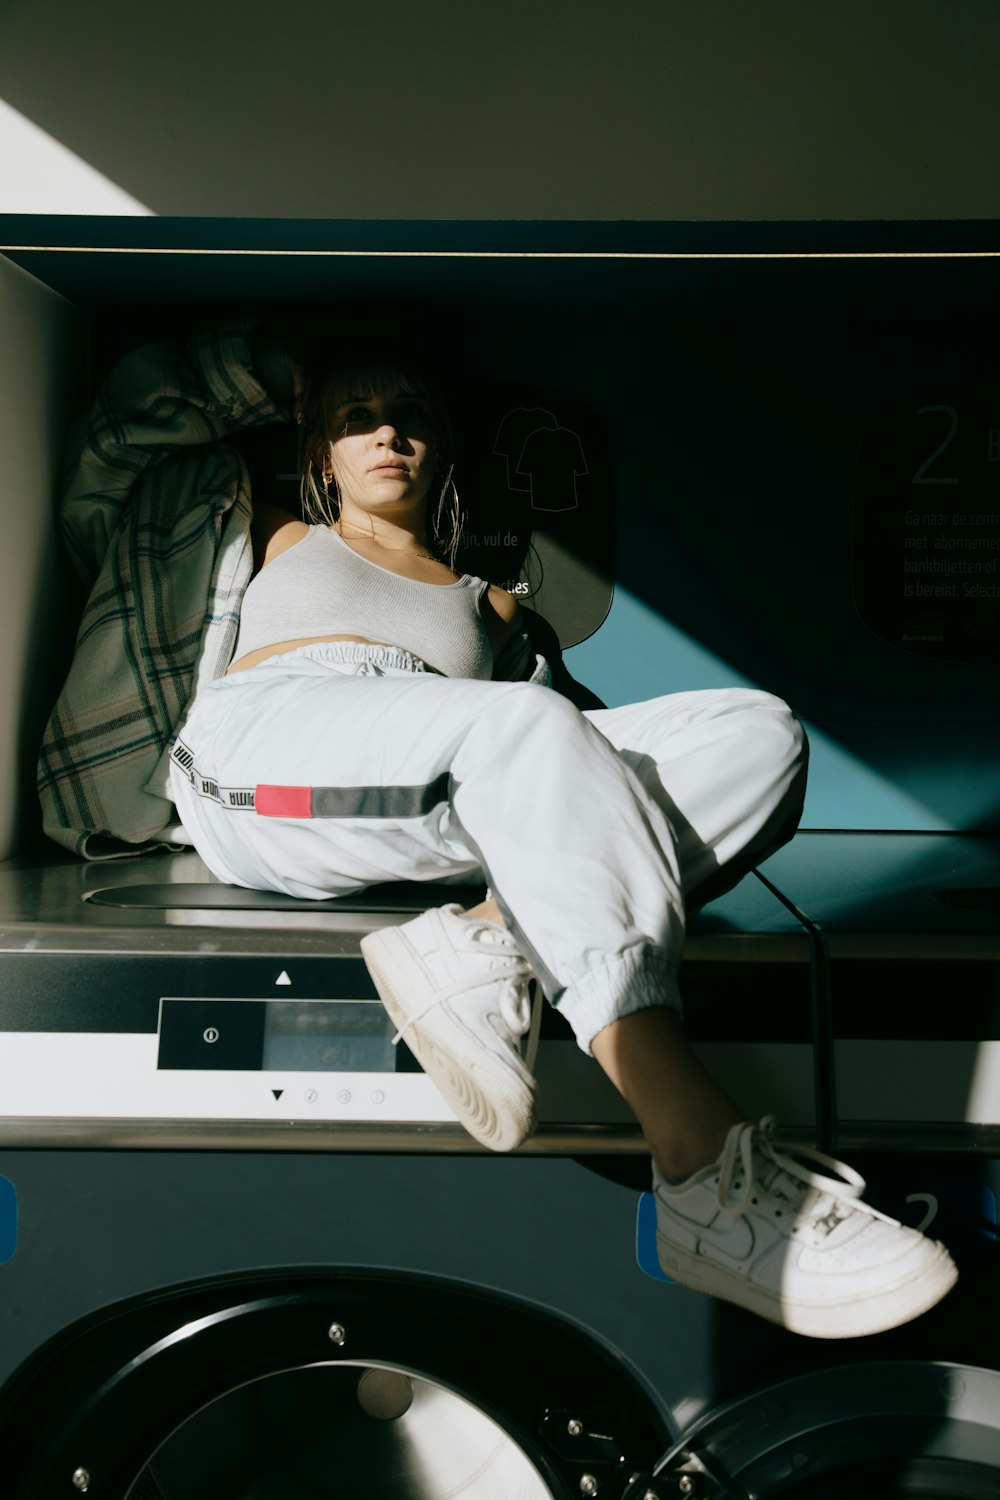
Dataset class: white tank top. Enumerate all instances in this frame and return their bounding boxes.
[232,525,495,679]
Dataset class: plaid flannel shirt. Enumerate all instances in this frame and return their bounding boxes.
[38,321,287,858]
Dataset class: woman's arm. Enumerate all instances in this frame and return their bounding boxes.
[524,606,607,711]
[491,597,606,711]
[481,584,523,662]
[249,498,308,572]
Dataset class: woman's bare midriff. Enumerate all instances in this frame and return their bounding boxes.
[226,633,439,675]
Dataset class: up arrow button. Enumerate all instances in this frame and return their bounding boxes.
[274,971,292,986]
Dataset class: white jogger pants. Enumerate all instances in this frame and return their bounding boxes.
[169,643,807,1053]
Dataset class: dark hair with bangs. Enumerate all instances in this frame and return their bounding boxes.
[298,354,463,563]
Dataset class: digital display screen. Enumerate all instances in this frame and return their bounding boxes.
[157,998,409,1073]
[262,1001,395,1072]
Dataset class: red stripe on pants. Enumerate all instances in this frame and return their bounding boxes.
[255,784,314,818]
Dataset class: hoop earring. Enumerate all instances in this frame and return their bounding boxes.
[319,461,342,524]
[433,464,463,566]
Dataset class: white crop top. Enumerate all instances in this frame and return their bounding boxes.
[232,525,495,679]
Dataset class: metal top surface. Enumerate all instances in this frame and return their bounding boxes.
[1,831,996,959]
[759,831,1000,956]
[0,846,807,959]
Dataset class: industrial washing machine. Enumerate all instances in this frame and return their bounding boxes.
[0,217,997,1499]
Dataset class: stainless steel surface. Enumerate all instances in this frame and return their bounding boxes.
[653,1360,1000,1497]
[6,832,995,954]
[832,1120,1000,1154]
[0,851,382,954]
[132,1362,554,1499]
[356,1369,414,1421]
[0,848,817,1146]
[759,831,1000,957]
[0,850,810,959]
[0,1117,650,1151]
[3,834,997,1150]
[3,1115,998,1154]
[760,832,1000,1139]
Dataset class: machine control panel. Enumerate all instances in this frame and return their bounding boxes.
[0,955,456,1125]
[157,997,408,1074]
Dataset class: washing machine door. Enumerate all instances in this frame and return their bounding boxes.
[0,1268,668,1500]
[633,1360,1000,1499]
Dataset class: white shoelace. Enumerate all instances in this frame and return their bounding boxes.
[390,922,536,1051]
[716,1116,896,1225]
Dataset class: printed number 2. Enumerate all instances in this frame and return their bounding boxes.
[906,1192,939,1233]
[912,406,959,485]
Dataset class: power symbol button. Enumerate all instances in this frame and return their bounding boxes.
[203,1027,220,1044]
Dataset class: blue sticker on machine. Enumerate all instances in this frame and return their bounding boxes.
[636,1192,672,1282]
[0,1177,17,1264]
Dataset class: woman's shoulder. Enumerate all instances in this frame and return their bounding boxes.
[479,583,523,659]
[484,582,520,624]
[251,500,309,569]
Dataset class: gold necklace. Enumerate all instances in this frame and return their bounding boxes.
[335,520,437,562]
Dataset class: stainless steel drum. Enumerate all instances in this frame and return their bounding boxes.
[131,1363,554,1499]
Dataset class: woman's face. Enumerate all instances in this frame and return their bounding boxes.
[326,384,442,516]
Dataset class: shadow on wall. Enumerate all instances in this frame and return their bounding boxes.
[2,1,1000,219]
[565,278,1000,833]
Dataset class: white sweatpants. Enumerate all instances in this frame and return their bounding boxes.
[169,643,807,1053]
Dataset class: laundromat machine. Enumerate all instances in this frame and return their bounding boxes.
[0,218,998,1499]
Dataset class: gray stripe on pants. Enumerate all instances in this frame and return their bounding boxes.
[310,773,453,819]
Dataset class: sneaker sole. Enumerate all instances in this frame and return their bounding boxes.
[657,1233,959,1338]
[360,927,539,1153]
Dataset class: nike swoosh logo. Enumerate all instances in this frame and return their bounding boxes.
[694,1212,756,1261]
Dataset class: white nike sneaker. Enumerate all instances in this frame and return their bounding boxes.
[360,904,539,1152]
[654,1117,959,1338]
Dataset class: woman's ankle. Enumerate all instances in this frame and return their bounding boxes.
[653,1122,737,1185]
[464,897,504,926]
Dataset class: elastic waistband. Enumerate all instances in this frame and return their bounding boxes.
[233,642,434,676]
